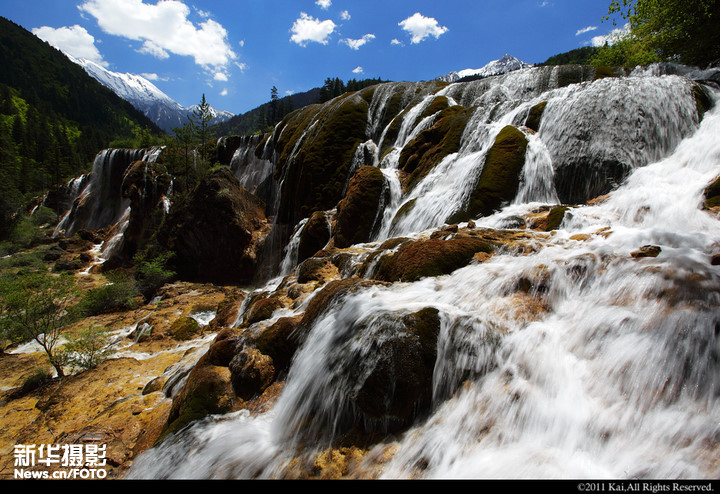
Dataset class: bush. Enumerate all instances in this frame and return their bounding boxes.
[133,251,176,301]
[79,271,140,316]
[59,324,114,371]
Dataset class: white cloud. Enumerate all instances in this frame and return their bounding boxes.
[391,38,404,46]
[290,12,336,46]
[352,66,364,74]
[340,10,351,21]
[32,25,107,66]
[220,88,228,96]
[341,34,375,50]
[576,26,598,36]
[538,1,553,6]
[78,0,237,70]
[316,0,332,9]
[398,13,448,44]
[590,23,631,47]
[214,72,228,82]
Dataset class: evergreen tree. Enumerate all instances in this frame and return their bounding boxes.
[190,94,213,169]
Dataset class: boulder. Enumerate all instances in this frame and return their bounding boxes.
[228,346,276,400]
[372,237,493,283]
[398,105,471,191]
[333,166,388,248]
[157,167,268,284]
[298,211,332,263]
[162,357,236,439]
[449,125,528,223]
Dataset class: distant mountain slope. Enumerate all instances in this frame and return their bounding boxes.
[211,87,321,137]
[0,17,160,140]
[72,57,234,133]
[436,54,534,82]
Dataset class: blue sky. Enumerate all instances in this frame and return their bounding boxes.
[1,0,625,115]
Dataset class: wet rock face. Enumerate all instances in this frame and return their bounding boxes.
[333,166,388,249]
[298,211,332,263]
[450,125,528,223]
[372,237,494,283]
[349,308,441,432]
[271,93,370,226]
[158,167,269,284]
[117,160,172,263]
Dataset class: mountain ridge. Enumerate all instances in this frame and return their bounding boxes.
[70,56,234,133]
[436,54,534,82]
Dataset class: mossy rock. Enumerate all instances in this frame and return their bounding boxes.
[274,94,370,224]
[228,346,276,400]
[334,166,388,248]
[704,175,720,209]
[545,205,572,231]
[298,211,332,263]
[244,297,284,326]
[593,65,616,80]
[524,101,547,132]
[373,237,493,283]
[694,83,713,120]
[450,125,528,223]
[297,278,385,343]
[169,316,200,341]
[162,360,235,440]
[253,316,303,374]
[398,106,471,192]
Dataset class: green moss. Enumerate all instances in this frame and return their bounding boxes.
[373,237,493,282]
[704,175,720,209]
[276,95,370,223]
[593,65,616,80]
[545,205,571,231]
[450,125,528,223]
[693,84,713,120]
[169,316,200,341]
[398,106,471,192]
[334,166,387,248]
[524,101,547,132]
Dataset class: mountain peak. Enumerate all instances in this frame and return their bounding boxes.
[436,54,534,83]
[69,56,233,132]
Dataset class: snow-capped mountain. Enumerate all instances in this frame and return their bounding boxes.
[70,56,234,133]
[436,54,534,83]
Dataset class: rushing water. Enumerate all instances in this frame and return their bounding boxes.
[125,67,720,479]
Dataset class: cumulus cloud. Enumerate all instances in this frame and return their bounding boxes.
[220,88,228,96]
[78,0,237,70]
[32,24,107,66]
[316,0,332,9]
[341,34,375,50]
[340,10,351,21]
[590,23,631,47]
[352,66,364,74]
[576,25,598,36]
[391,38,404,46]
[398,13,448,44]
[290,12,336,46]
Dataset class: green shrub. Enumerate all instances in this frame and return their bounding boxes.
[79,271,139,315]
[59,324,115,371]
[133,251,176,301]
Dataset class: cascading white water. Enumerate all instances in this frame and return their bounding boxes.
[126,71,720,480]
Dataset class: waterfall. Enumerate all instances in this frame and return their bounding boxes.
[126,69,720,480]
